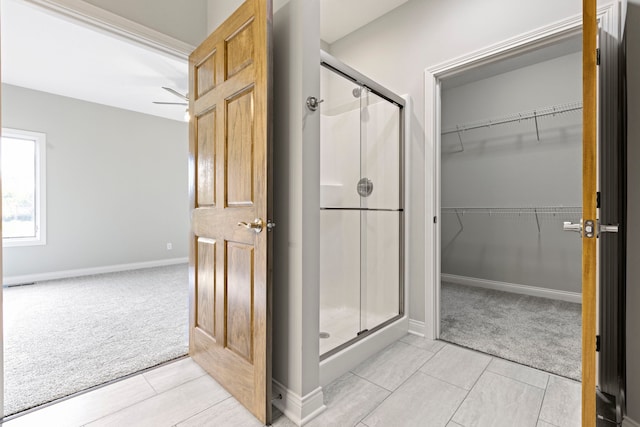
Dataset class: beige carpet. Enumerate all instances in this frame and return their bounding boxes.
[440,281,581,380]
[3,264,189,416]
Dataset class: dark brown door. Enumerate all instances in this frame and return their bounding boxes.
[188,0,272,423]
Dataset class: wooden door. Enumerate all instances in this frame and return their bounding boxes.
[188,0,272,423]
[582,0,597,425]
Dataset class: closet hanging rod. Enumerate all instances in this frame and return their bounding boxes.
[441,101,582,136]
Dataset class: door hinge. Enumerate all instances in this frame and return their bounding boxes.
[596,48,601,65]
[596,335,601,352]
[597,191,601,209]
[434,216,438,224]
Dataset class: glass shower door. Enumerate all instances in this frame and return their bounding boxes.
[358,87,401,332]
[319,59,403,357]
[319,66,362,355]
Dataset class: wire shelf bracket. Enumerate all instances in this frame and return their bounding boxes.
[441,101,583,139]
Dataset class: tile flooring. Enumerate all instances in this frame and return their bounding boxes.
[3,335,581,427]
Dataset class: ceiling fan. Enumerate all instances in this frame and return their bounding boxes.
[153,86,188,105]
[153,87,190,121]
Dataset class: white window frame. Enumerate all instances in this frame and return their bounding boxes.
[1,128,47,247]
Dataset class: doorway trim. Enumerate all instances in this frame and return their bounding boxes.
[423,2,616,341]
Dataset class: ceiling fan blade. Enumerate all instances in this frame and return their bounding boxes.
[162,86,189,101]
[153,101,188,106]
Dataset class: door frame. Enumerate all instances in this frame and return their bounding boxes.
[424,0,617,418]
[0,0,195,419]
[423,8,605,339]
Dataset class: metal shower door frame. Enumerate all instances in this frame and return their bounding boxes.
[319,50,406,360]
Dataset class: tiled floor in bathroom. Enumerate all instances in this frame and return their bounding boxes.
[3,334,580,427]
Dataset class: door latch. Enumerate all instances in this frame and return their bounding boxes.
[584,220,595,238]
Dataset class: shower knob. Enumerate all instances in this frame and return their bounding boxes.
[357,178,374,197]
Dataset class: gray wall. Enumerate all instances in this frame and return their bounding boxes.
[272,0,322,402]
[206,0,290,33]
[83,0,208,46]
[440,52,582,293]
[328,0,598,323]
[2,84,189,280]
[626,1,640,423]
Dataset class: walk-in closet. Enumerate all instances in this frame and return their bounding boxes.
[439,35,583,380]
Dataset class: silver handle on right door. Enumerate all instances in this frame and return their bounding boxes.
[600,224,619,233]
[563,221,582,234]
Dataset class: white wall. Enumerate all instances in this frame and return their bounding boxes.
[83,0,208,46]
[328,0,613,324]
[440,52,582,294]
[2,84,189,282]
[625,1,640,423]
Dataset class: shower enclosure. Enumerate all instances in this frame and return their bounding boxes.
[318,51,405,358]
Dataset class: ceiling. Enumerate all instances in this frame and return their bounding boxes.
[1,0,189,122]
[1,0,408,122]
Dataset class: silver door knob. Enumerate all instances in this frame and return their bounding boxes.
[237,218,264,234]
[600,224,619,233]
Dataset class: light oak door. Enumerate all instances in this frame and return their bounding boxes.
[582,0,597,425]
[188,0,272,424]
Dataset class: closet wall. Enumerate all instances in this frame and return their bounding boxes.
[440,51,582,295]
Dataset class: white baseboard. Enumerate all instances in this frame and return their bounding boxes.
[408,319,426,337]
[3,258,189,286]
[441,274,582,304]
[272,380,325,426]
[624,416,640,427]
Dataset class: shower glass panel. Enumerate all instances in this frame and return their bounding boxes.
[319,52,403,358]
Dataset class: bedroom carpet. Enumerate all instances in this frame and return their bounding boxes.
[440,281,581,381]
[3,264,189,416]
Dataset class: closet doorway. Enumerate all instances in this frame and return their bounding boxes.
[431,29,585,382]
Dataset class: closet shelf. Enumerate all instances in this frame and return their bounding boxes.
[441,206,582,215]
[441,206,582,234]
[441,101,582,149]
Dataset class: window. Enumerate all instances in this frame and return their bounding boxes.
[1,128,46,247]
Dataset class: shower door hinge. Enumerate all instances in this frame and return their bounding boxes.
[597,191,601,209]
[596,48,601,65]
[357,329,369,336]
[596,335,601,352]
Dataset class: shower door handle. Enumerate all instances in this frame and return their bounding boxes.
[237,218,264,234]
[306,96,324,111]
